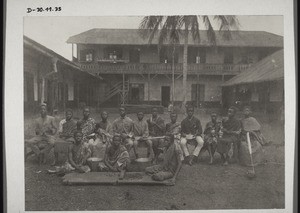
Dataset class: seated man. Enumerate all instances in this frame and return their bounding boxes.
[217,106,241,166]
[147,107,165,162]
[25,103,57,165]
[67,131,92,173]
[133,111,154,159]
[77,107,96,143]
[111,107,134,153]
[53,108,77,165]
[145,135,182,185]
[203,112,222,164]
[180,105,204,166]
[165,112,181,139]
[95,111,112,137]
[100,135,130,179]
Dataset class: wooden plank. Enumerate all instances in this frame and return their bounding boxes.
[62,172,172,186]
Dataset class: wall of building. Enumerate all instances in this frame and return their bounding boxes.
[77,44,263,65]
[128,74,223,103]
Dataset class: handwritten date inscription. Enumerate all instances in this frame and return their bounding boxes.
[27,7,62,13]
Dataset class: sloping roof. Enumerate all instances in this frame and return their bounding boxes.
[67,28,283,48]
[222,49,284,86]
[24,36,102,80]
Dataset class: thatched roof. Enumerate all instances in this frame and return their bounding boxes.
[67,28,283,48]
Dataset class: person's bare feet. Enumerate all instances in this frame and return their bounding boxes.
[209,158,213,165]
[223,161,228,166]
[188,155,194,166]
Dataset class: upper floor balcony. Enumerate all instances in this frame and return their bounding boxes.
[78,62,251,75]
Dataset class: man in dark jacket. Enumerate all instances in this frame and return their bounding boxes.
[180,105,204,165]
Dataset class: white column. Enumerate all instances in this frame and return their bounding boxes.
[41,78,45,104]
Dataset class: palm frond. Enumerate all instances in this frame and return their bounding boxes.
[213,15,240,40]
[138,16,163,44]
[190,16,200,44]
[202,16,217,46]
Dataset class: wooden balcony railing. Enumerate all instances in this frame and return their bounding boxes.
[78,63,250,75]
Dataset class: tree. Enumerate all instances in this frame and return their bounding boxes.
[139,15,239,109]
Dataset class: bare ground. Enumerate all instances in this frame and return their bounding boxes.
[24,108,285,211]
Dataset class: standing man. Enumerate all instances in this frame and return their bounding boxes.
[111,107,134,152]
[25,103,57,164]
[133,111,154,160]
[180,105,204,166]
[217,106,241,165]
[77,107,96,143]
[147,107,165,162]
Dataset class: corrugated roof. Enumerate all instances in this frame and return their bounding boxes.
[24,36,102,80]
[222,49,284,86]
[67,28,283,47]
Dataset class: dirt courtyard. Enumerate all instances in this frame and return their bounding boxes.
[24,108,285,211]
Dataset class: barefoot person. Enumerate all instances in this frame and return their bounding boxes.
[145,135,182,185]
[25,103,57,164]
[101,135,130,179]
[180,105,204,166]
[111,107,134,153]
[147,107,165,162]
[133,111,154,159]
[53,108,77,165]
[165,112,181,146]
[217,106,241,165]
[67,131,92,173]
[239,106,265,166]
[203,112,222,164]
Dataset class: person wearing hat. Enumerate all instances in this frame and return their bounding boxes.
[25,103,57,165]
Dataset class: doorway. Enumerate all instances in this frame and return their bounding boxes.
[161,86,170,107]
[129,83,144,104]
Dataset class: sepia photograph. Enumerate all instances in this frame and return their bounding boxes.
[21,15,287,211]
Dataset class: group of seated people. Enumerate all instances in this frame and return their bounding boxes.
[25,103,267,182]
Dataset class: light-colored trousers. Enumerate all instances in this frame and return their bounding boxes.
[180,136,204,157]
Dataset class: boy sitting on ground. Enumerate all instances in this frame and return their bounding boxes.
[67,131,92,173]
[145,135,182,185]
[99,135,130,180]
[48,131,91,174]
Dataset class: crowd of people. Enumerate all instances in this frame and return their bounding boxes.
[25,103,267,182]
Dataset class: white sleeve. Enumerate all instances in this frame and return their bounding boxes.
[58,119,66,133]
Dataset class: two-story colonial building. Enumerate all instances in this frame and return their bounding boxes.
[67,29,283,108]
